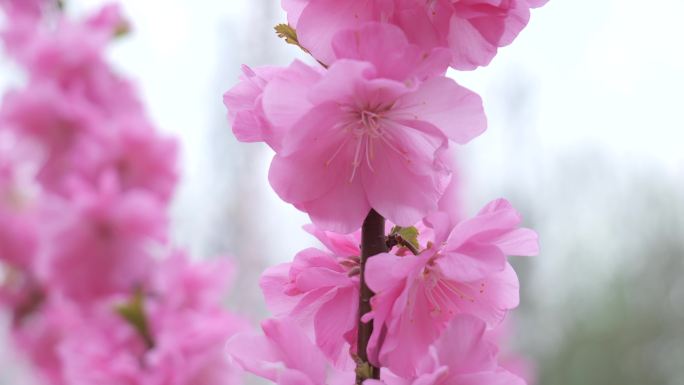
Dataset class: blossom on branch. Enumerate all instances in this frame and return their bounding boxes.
[256,23,485,232]
[365,315,526,385]
[283,0,546,69]
[260,225,361,364]
[227,317,354,385]
[364,199,538,376]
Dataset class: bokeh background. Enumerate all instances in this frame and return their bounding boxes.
[1,0,683,384]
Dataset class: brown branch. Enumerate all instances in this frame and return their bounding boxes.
[356,209,386,384]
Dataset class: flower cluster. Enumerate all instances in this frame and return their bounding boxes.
[224,1,546,384]
[282,0,547,70]
[226,21,486,233]
[0,2,246,384]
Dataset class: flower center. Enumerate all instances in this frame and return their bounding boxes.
[326,104,410,182]
[356,110,383,137]
[421,264,486,317]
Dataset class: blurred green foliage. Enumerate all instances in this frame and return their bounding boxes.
[511,156,684,385]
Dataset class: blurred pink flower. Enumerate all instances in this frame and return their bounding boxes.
[487,317,538,385]
[0,209,38,268]
[37,176,165,304]
[227,317,354,385]
[0,0,47,20]
[0,82,105,193]
[58,254,247,385]
[58,304,245,385]
[1,71,176,202]
[143,310,246,385]
[365,199,538,376]
[147,254,249,385]
[98,118,178,203]
[11,297,77,385]
[0,137,40,268]
[435,148,465,226]
[57,304,147,385]
[1,4,247,385]
[366,315,526,385]
[150,252,236,313]
[3,4,143,118]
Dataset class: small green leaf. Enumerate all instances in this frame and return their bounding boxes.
[274,23,310,54]
[355,362,373,380]
[391,226,420,251]
[113,22,131,38]
[274,24,299,45]
[116,290,154,349]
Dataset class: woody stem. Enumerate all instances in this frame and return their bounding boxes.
[356,209,386,384]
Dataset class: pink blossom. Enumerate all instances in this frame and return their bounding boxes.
[8,4,119,68]
[223,61,321,151]
[58,300,246,385]
[280,0,310,26]
[303,223,361,257]
[286,0,545,70]
[435,149,465,226]
[289,0,395,65]
[37,176,165,304]
[84,3,130,37]
[267,23,485,232]
[0,207,38,268]
[11,255,248,385]
[10,297,77,385]
[98,118,178,203]
[0,134,40,268]
[147,253,251,360]
[58,254,247,385]
[0,82,106,193]
[526,0,549,8]
[366,315,526,385]
[144,310,246,385]
[487,317,538,385]
[223,19,449,151]
[227,317,354,385]
[3,5,143,118]
[498,356,536,385]
[57,305,150,385]
[1,84,175,201]
[0,0,47,20]
[391,0,543,70]
[330,22,452,82]
[2,4,248,385]
[223,65,283,146]
[260,225,360,363]
[365,199,538,376]
[150,252,236,313]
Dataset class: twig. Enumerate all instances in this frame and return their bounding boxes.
[356,209,386,384]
